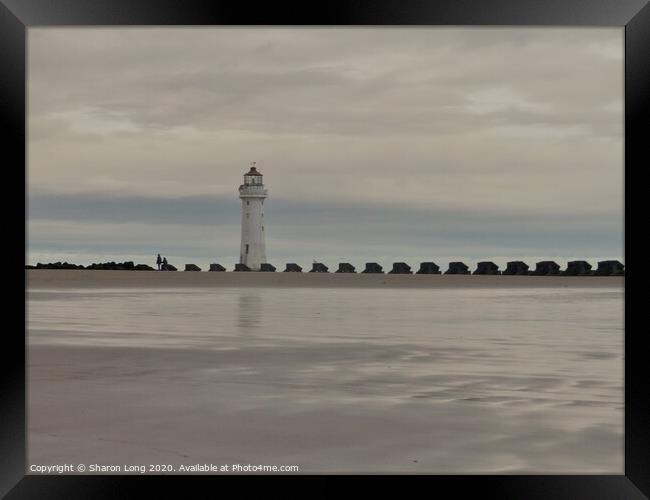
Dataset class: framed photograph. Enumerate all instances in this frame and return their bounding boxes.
[4,0,647,497]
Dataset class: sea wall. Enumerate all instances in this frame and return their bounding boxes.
[27,259,626,275]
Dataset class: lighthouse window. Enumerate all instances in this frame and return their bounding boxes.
[246,201,250,206]
[246,244,249,254]
[246,213,249,219]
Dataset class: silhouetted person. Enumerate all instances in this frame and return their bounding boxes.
[156,254,162,270]
[162,257,168,271]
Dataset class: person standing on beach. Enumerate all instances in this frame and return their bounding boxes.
[162,257,168,271]
[156,254,162,270]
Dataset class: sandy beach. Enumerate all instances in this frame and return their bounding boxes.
[26,271,624,474]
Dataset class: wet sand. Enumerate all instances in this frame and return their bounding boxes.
[26,272,624,474]
[26,269,624,289]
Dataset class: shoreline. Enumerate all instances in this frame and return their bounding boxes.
[26,269,624,289]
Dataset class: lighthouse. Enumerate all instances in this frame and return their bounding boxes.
[238,162,268,270]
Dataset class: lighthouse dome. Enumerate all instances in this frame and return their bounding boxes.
[245,166,262,176]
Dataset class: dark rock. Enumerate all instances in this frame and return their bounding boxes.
[88,261,124,270]
[473,261,500,275]
[595,260,624,276]
[362,262,384,274]
[185,264,201,272]
[389,262,412,274]
[234,263,250,272]
[35,260,155,271]
[310,262,329,273]
[35,261,85,270]
[284,263,302,272]
[25,265,36,269]
[260,263,276,272]
[503,261,529,275]
[336,263,356,273]
[209,263,226,272]
[564,261,592,276]
[445,262,470,275]
[134,264,155,271]
[532,261,561,275]
[161,263,177,271]
[416,262,441,274]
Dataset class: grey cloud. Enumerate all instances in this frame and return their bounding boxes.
[28,28,622,137]
[27,27,624,264]
[27,191,622,227]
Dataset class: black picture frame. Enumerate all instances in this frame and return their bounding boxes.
[3,0,647,497]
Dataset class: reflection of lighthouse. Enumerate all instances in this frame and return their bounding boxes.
[238,162,268,270]
[237,292,262,332]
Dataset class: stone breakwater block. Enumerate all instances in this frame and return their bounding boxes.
[234,264,251,272]
[260,263,276,272]
[532,261,560,276]
[564,261,592,276]
[473,261,500,275]
[362,262,384,274]
[389,262,412,274]
[445,262,470,274]
[336,263,356,273]
[161,263,177,271]
[185,264,201,271]
[310,263,329,273]
[209,263,226,272]
[134,264,155,271]
[595,260,624,276]
[284,263,302,272]
[503,261,529,275]
[416,262,441,274]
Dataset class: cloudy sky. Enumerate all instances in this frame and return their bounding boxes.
[27,28,623,270]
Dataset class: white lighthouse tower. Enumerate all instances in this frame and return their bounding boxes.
[239,162,268,270]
